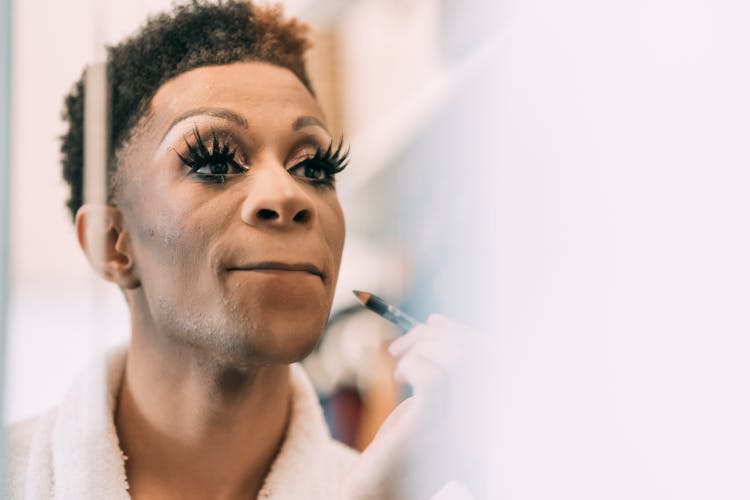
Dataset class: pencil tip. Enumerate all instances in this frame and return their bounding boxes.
[352,290,370,304]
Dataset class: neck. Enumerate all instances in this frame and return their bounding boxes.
[116,329,292,500]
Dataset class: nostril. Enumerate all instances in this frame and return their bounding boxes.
[293,209,311,224]
[257,208,278,220]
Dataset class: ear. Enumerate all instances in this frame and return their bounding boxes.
[75,204,140,289]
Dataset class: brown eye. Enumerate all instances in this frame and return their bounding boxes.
[288,160,329,182]
[287,140,349,188]
[175,126,248,183]
[192,159,249,177]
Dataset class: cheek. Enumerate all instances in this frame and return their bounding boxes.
[322,198,346,268]
[125,181,233,272]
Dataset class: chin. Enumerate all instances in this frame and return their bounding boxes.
[232,289,332,362]
[257,314,328,363]
[174,284,333,365]
[216,306,328,365]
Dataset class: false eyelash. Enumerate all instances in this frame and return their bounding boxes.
[175,126,246,173]
[306,137,350,175]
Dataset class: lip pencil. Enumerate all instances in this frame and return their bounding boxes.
[352,290,421,332]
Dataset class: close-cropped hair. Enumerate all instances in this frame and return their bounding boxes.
[60,0,313,221]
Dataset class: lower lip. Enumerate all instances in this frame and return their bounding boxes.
[229,269,324,281]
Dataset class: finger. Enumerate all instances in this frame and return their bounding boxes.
[388,323,429,357]
[388,313,472,357]
[426,313,453,327]
[427,314,483,342]
[409,336,466,369]
[427,313,473,331]
[389,319,470,358]
[393,349,451,394]
[394,328,473,366]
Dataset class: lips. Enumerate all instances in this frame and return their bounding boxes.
[227,261,325,280]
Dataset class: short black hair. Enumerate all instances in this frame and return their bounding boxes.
[60,0,313,221]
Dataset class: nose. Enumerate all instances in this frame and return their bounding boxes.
[240,164,316,229]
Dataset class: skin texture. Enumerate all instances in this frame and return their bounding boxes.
[77,61,345,499]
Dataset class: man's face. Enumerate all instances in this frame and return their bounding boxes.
[116,61,346,365]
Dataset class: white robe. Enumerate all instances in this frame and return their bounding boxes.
[6,346,358,499]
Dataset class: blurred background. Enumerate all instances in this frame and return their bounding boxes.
[3,0,750,498]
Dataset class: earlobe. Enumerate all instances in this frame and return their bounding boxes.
[75,204,140,289]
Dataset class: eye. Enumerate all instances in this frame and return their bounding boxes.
[288,160,331,182]
[194,162,231,176]
[287,139,349,188]
[175,126,248,184]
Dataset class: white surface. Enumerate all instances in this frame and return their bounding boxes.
[478,0,750,498]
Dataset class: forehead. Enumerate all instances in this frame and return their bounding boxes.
[148,61,324,133]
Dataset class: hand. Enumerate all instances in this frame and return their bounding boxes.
[342,315,485,500]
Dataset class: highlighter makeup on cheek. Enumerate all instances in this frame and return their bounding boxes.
[352,290,421,333]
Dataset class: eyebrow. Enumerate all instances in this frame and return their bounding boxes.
[292,115,328,132]
[161,107,248,142]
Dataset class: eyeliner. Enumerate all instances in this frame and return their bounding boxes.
[352,290,420,332]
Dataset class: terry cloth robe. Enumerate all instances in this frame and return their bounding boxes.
[6,346,358,499]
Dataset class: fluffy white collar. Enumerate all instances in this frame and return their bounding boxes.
[12,346,356,499]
